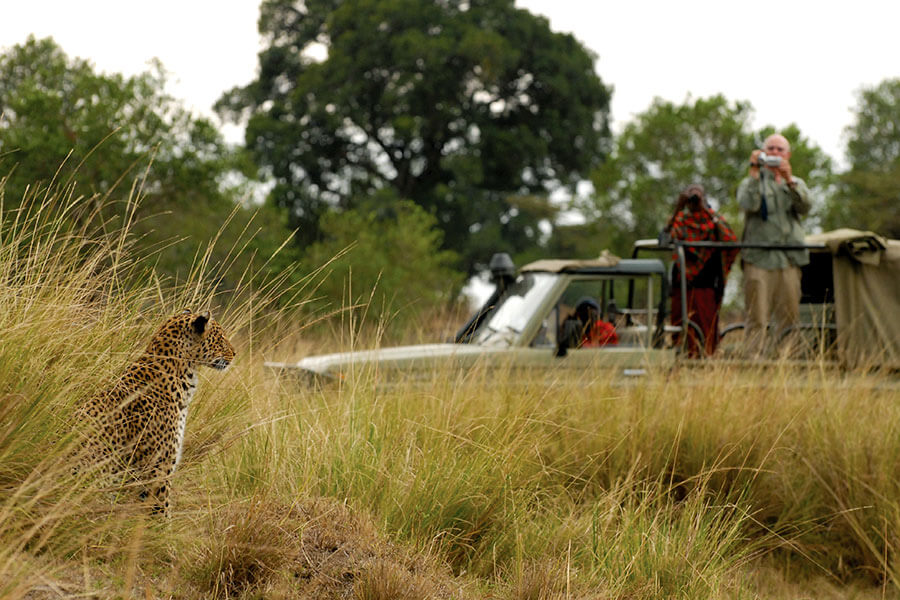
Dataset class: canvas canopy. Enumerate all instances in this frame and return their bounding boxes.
[522,250,622,273]
[806,229,900,369]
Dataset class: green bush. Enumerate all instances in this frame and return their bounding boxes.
[302,192,464,338]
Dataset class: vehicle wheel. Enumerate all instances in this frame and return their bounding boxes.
[718,323,745,358]
[720,323,745,338]
[673,319,706,357]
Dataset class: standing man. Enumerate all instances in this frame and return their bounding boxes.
[737,133,812,356]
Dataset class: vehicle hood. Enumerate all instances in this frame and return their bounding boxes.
[265,343,507,378]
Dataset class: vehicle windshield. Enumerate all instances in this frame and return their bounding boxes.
[471,272,557,346]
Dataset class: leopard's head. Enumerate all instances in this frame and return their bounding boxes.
[147,309,235,369]
[189,310,235,370]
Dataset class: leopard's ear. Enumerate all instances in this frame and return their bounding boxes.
[182,308,192,314]
[192,311,211,335]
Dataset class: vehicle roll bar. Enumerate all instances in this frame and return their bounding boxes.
[631,240,828,348]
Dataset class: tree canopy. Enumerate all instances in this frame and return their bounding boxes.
[0,36,288,290]
[0,37,233,211]
[823,78,900,237]
[218,0,611,271]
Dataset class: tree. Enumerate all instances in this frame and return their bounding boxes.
[218,0,611,271]
[823,78,900,236]
[1,37,219,210]
[577,95,833,256]
[0,36,291,290]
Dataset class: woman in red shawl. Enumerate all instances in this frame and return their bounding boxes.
[664,184,738,357]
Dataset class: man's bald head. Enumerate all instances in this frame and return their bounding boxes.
[764,133,791,159]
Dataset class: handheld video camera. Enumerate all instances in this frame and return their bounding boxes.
[753,152,782,168]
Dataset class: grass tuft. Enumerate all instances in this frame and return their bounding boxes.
[185,497,298,598]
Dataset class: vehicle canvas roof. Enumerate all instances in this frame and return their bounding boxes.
[521,256,666,276]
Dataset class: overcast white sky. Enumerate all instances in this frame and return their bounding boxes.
[2,0,898,168]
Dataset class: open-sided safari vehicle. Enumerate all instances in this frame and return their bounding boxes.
[266,252,677,384]
[634,228,900,369]
[267,230,899,385]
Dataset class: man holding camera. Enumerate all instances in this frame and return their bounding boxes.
[737,133,812,356]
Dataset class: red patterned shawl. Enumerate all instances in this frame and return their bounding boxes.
[670,207,739,284]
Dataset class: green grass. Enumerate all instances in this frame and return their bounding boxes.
[1,181,900,598]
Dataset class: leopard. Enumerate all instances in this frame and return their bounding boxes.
[75,309,235,516]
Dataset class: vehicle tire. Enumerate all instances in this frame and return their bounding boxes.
[720,323,745,339]
[674,319,706,356]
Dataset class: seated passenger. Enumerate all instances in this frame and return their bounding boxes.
[557,297,618,355]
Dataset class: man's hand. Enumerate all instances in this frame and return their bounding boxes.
[775,157,794,184]
[749,150,761,179]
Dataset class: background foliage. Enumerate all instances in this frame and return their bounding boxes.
[2,5,900,331]
[822,78,900,236]
[0,36,290,295]
[302,192,463,333]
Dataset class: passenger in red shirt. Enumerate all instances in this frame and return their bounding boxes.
[557,297,618,355]
[582,314,619,347]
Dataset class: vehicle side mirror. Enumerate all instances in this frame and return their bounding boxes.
[489,253,516,291]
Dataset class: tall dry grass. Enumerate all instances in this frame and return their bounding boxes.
[257,361,900,598]
[0,178,306,596]
[1,177,899,598]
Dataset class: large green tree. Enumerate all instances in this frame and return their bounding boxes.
[0,36,289,289]
[823,78,900,237]
[576,95,833,256]
[218,0,611,271]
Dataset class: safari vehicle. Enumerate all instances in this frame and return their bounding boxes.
[265,252,677,384]
[633,228,900,369]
